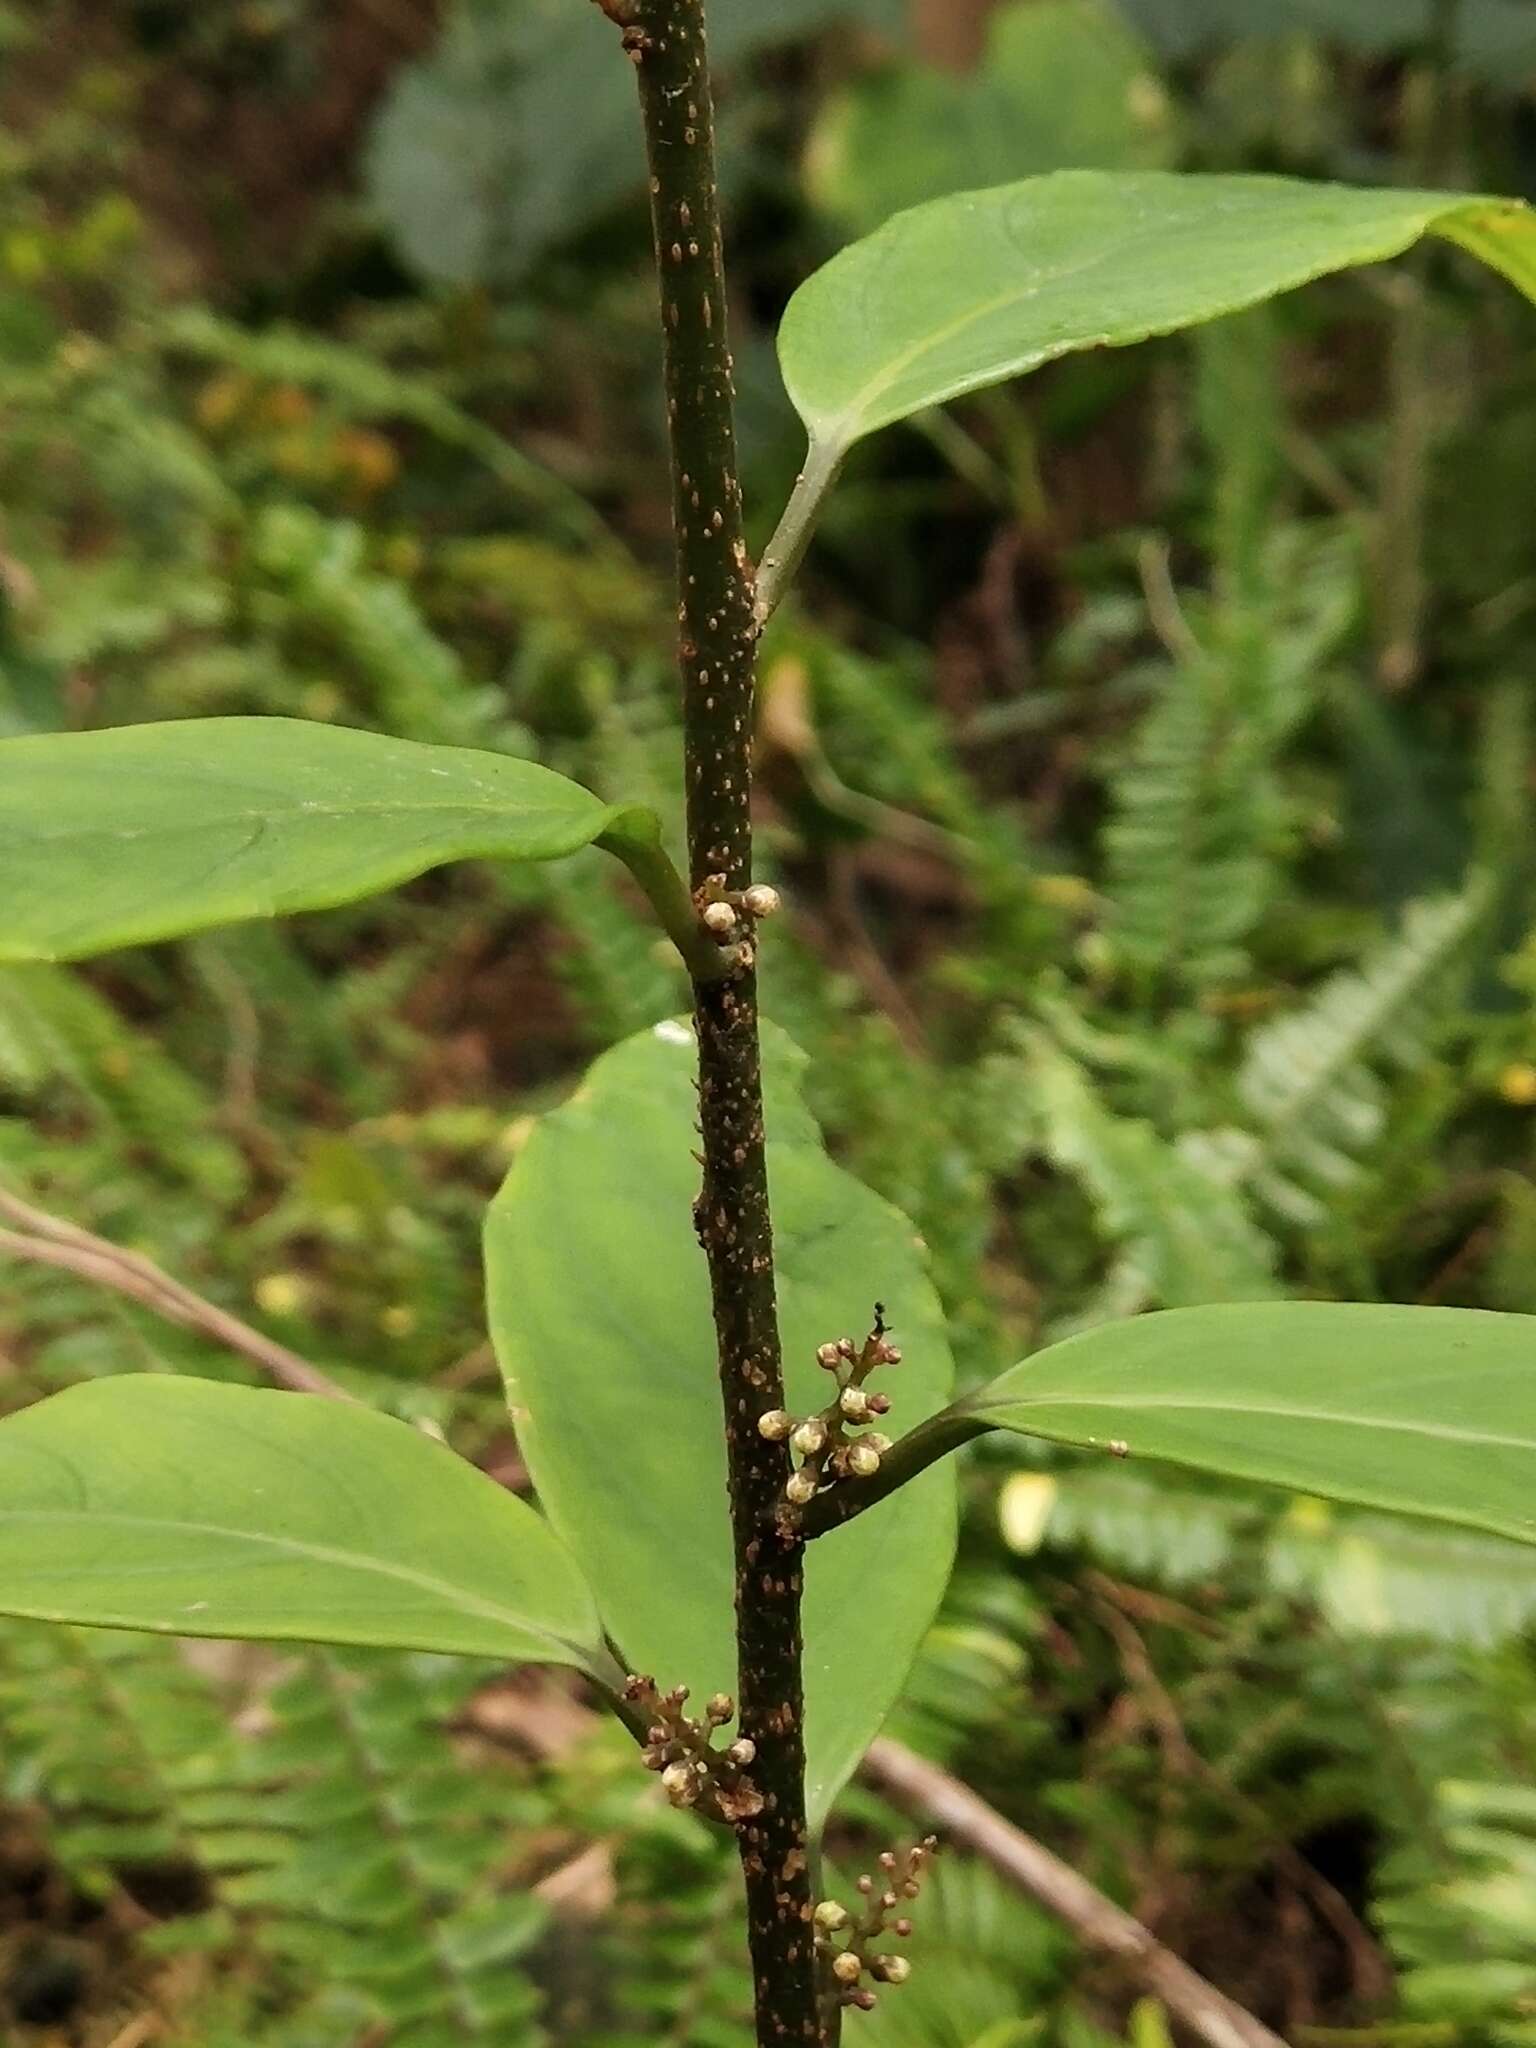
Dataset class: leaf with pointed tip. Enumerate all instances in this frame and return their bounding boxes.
[0,1378,609,1673]
[779,171,1536,464]
[0,718,676,963]
[962,1302,1536,1550]
[485,1019,957,1831]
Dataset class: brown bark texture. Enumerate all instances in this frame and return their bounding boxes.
[627,2,821,2039]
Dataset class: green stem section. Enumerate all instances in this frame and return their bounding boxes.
[599,818,729,981]
[755,437,844,626]
[627,3,821,2041]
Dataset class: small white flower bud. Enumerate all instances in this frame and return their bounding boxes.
[839,1387,871,1422]
[832,1951,863,1985]
[814,1900,849,1932]
[726,1737,756,1767]
[757,1409,794,1441]
[863,1432,892,1456]
[873,1955,911,1985]
[837,1337,856,1360]
[816,1342,842,1370]
[706,1692,734,1724]
[743,883,781,918]
[661,1762,698,1806]
[848,1442,882,1478]
[791,1419,826,1458]
[702,900,737,936]
[784,1470,817,1506]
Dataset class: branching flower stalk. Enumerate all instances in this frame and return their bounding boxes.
[607,0,820,2039]
[760,1308,904,1528]
[812,1835,935,2034]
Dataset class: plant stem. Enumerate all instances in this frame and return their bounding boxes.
[623,3,821,2040]
[598,815,731,981]
[755,438,843,625]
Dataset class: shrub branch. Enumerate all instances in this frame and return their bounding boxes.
[619,2,821,2040]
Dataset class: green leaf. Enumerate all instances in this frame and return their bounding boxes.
[485,1019,957,1831]
[808,0,1176,237]
[963,1302,1536,1549]
[778,171,1536,463]
[0,1377,607,1672]
[368,0,901,289]
[0,717,671,963]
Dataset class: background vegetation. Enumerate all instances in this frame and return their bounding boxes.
[4,0,1536,2041]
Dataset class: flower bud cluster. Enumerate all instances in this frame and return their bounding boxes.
[696,873,784,973]
[813,1834,936,2012]
[623,1674,763,1823]
[768,1303,904,1519]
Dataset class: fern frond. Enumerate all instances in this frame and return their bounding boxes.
[160,305,607,545]
[598,1811,750,2048]
[1236,877,1488,1221]
[27,562,227,679]
[1103,526,1357,992]
[1105,312,1354,996]
[1023,1458,1536,1652]
[228,1651,549,2047]
[246,505,503,750]
[0,1629,564,2043]
[1102,648,1273,987]
[1027,1034,1278,1309]
[0,963,246,1202]
[0,1622,274,1941]
[1012,1466,1253,1589]
[881,1567,1036,1766]
[71,378,238,526]
[544,853,683,1042]
[1379,1775,1536,2042]
[1268,1508,1536,1650]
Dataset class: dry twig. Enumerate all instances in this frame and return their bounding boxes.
[0,1185,351,1402]
[863,1736,1289,2048]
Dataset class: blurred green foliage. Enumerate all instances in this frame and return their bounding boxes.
[4,0,1536,2042]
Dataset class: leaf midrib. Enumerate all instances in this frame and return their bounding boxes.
[979,1388,1536,1453]
[812,234,1111,443]
[801,181,1486,450]
[0,1506,589,1660]
[9,795,604,836]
